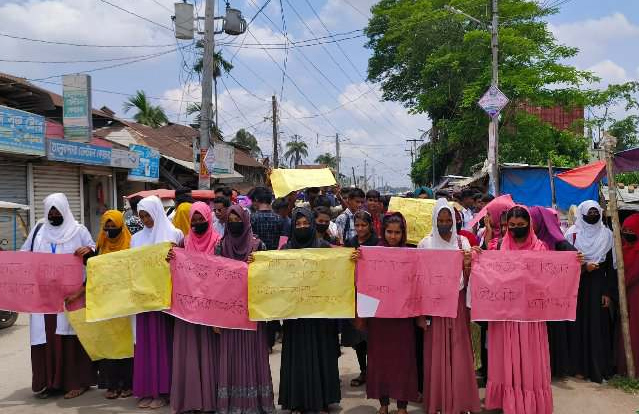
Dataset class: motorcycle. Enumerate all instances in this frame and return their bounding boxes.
[0,311,18,329]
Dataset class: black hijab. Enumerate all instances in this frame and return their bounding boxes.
[285,207,328,249]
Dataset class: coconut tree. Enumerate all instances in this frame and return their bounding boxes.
[314,153,337,169]
[232,128,261,158]
[122,90,169,128]
[284,136,308,167]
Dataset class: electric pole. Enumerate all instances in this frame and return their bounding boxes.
[272,95,279,168]
[198,0,215,190]
[363,159,368,191]
[335,133,341,178]
[406,138,424,187]
[490,0,500,194]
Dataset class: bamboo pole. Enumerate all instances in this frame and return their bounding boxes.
[604,132,635,378]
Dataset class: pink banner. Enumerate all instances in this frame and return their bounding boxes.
[470,250,581,321]
[0,252,84,313]
[168,248,256,330]
[356,246,463,318]
[278,236,288,249]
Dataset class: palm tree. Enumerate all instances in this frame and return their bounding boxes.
[191,48,233,130]
[284,136,308,167]
[122,90,169,128]
[186,102,223,139]
[232,129,261,158]
[314,153,337,169]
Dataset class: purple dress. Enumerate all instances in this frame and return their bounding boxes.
[133,312,174,398]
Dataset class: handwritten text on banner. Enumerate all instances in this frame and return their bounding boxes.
[0,252,83,313]
[356,246,463,318]
[85,242,172,321]
[168,248,256,330]
[248,248,355,320]
[270,168,337,199]
[470,250,581,322]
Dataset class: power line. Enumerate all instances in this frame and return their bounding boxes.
[0,49,179,64]
[148,0,173,13]
[278,0,289,103]
[0,32,176,48]
[97,0,174,31]
[342,0,369,19]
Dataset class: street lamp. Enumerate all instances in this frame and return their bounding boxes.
[444,1,501,195]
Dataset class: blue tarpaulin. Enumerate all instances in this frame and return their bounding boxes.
[500,167,599,211]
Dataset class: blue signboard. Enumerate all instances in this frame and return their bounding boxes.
[0,105,46,156]
[128,144,160,182]
[46,138,112,166]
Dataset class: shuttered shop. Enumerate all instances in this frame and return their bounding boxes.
[33,163,82,222]
[0,158,28,250]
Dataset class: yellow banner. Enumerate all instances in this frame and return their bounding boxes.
[248,248,355,320]
[270,168,336,198]
[67,308,133,361]
[388,197,438,245]
[86,242,172,321]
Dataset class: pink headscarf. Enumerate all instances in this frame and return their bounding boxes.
[500,205,547,251]
[184,201,221,254]
[469,194,515,238]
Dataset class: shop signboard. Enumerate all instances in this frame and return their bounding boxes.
[62,74,92,142]
[47,138,112,166]
[128,144,160,182]
[0,104,46,156]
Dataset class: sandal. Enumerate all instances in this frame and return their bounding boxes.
[120,389,133,398]
[138,397,153,408]
[104,389,120,399]
[149,398,168,409]
[34,388,51,399]
[350,373,366,387]
[64,387,89,399]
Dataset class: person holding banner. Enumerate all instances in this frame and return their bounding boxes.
[278,207,341,414]
[416,199,480,414]
[21,193,97,400]
[364,212,419,414]
[131,195,184,409]
[216,205,275,414]
[93,210,134,400]
[343,210,380,388]
[618,213,639,376]
[169,202,222,414]
[564,200,616,384]
[484,206,553,414]
[172,201,193,237]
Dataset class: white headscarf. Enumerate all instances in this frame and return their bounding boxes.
[565,200,613,264]
[40,193,83,244]
[418,198,465,250]
[131,195,183,247]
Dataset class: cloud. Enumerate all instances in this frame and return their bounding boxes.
[587,60,628,85]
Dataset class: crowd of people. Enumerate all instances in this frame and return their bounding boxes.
[15,181,639,414]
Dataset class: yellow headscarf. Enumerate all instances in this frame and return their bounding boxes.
[172,202,193,237]
[96,210,132,255]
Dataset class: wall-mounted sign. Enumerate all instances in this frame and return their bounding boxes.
[47,138,111,166]
[62,74,92,142]
[128,144,160,182]
[0,105,46,156]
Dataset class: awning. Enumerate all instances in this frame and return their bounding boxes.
[161,154,244,181]
[126,189,215,200]
[556,160,606,189]
[0,201,30,210]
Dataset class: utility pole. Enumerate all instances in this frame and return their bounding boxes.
[406,137,424,187]
[198,0,215,190]
[352,166,357,187]
[335,133,341,178]
[272,95,279,168]
[489,0,500,194]
[363,159,368,191]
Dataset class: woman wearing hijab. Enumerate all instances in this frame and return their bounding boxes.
[618,213,639,376]
[172,201,193,237]
[21,193,97,400]
[94,210,134,399]
[278,207,340,414]
[564,200,616,383]
[216,205,275,414]
[484,206,553,414]
[342,210,379,388]
[363,212,419,414]
[132,195,184,409]
[530,206,578,378]
[170,202,222,414]
[417,199,480,414]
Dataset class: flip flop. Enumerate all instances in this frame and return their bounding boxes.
[34,388,51,400]
[120,389,133,399]
[64,387,88,399]
[138,397,153,408]
[350,373,366,387]
[105,389,119,399]
[149,398,168,409]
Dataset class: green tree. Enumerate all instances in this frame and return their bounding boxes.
[314,153,337,169]
[284,136,308,167]
[232,128,262,158]
[365,0,595,185]
[186,102,224,139]
[609,116,639,152]
[122,90,169,128]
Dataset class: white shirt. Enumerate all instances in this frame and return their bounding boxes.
[462,208,475,230]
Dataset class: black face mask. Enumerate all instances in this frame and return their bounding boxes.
[622,233,637,243]
[49,216,64,226]
[509,226,529,239]
[192,222,209,235]
[294,227,313,243]
[104,227,122,239]
[316,223,329,234]
[583,214,601,225]
[228,222,244,236]
[456,222,462,232]
[437,224,453,236]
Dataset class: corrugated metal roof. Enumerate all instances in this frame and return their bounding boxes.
[602,186,639,204]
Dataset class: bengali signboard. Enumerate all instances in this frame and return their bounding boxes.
[47,138,112,166]
[110,148,140,169]
[478,85,509,118]
[0,105,46,156]
[128,144,160,182]
[62,74,92,142]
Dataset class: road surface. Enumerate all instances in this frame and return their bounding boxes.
[1,315,637,413]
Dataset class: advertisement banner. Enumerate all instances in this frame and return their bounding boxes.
[128,144,160,182]
[0,104,46,156]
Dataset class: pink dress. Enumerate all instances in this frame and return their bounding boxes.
[484,216,553,414]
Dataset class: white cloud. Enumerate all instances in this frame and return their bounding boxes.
[587,60,628,85]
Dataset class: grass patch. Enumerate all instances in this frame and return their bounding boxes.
[608,375,639,394]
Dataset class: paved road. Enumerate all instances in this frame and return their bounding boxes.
[1,315,638,413]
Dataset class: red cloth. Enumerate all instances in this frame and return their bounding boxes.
[372,214,383,239]
[556,160,606,189]
[458,229,478,247]
[618,214,639,376]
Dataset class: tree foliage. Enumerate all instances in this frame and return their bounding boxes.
[314,153,338,169]
[365,0,596,185]
[122,90,169,128]
[284,137,308,167]
[232,128,262,158]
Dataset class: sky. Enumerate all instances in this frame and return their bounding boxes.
[0,0,637,187]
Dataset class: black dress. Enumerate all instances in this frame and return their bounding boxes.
[278,239,341,412]
[569,249,617,383]
[547,240,577,378]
